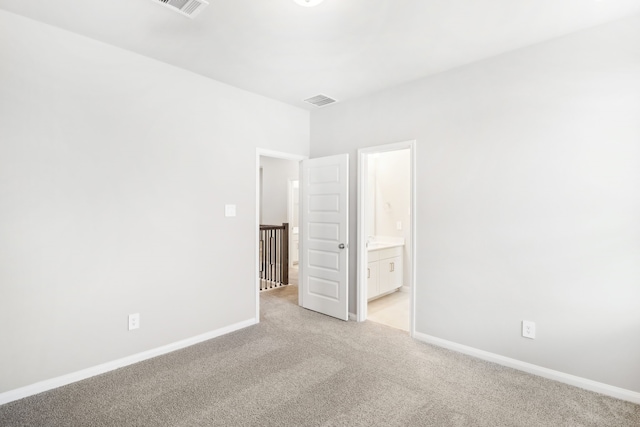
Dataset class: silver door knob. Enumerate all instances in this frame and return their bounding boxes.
[338,243,345,249]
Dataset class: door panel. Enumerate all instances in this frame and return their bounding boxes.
[300,154,349,320]
[308,223,340,241]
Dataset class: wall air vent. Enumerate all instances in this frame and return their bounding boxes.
[152,0,209,18]
[304,94,338,107]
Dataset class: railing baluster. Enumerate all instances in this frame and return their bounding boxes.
[282,223,289,286]
[258,223,289,291]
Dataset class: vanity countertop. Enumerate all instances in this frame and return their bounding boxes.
[367,240,404,251]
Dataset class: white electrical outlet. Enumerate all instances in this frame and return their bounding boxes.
[396,221,402,230]
[128,313,140,331]
[522,320,535,339]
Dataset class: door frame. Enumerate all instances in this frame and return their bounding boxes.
[255,148,307,323]
[356,140,417,336]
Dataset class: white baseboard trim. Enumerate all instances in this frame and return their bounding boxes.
[0,318,257,406]
[413,332,640,404]
[348,312,357,321]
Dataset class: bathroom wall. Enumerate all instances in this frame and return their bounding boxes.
[367,149,411,286]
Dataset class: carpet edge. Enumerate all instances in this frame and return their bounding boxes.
[0,317,257,406]
[413,332,640,404]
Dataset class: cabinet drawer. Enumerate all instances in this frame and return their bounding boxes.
[367,249,380,262]
[377,246,402,259]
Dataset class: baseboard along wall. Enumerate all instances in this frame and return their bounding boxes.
[0,318,257,406]
[3,319,638,407]
[413,332,640,405]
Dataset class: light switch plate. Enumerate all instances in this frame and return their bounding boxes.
[225,204,236,217]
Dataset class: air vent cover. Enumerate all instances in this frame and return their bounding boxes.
[152,0,209,18]
[304,94,337,107]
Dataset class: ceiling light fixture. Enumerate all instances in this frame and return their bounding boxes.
[294,0,325,7]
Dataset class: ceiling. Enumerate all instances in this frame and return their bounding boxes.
[1,0,639,110]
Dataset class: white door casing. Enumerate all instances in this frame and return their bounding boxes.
[299,154,349,321]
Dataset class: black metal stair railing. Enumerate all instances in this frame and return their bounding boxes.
[259,223,289,291]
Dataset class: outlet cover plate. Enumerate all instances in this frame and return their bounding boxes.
[129,313,140,331]
[522,320,536,339]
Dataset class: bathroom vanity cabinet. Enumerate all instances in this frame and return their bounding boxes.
[367,245,403,300]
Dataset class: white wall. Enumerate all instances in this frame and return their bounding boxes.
[365,158,376,238]
[0,10,309,394]
[311,14,640,393]
[259,157,299,226]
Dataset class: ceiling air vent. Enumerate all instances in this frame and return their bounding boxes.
[304,94,337,107]
[152,0,209,18]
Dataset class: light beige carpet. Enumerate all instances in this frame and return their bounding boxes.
[1,284,638,426]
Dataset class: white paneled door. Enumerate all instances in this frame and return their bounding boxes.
[299,154,349,321]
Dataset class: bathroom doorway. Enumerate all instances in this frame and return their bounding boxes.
[357,141,416,335]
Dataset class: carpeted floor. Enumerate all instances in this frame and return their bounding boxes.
[1,285,639,426]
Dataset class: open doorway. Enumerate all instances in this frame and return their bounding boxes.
[255,150,350,322]
[357,141,416,335]
[255,149,305,320]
